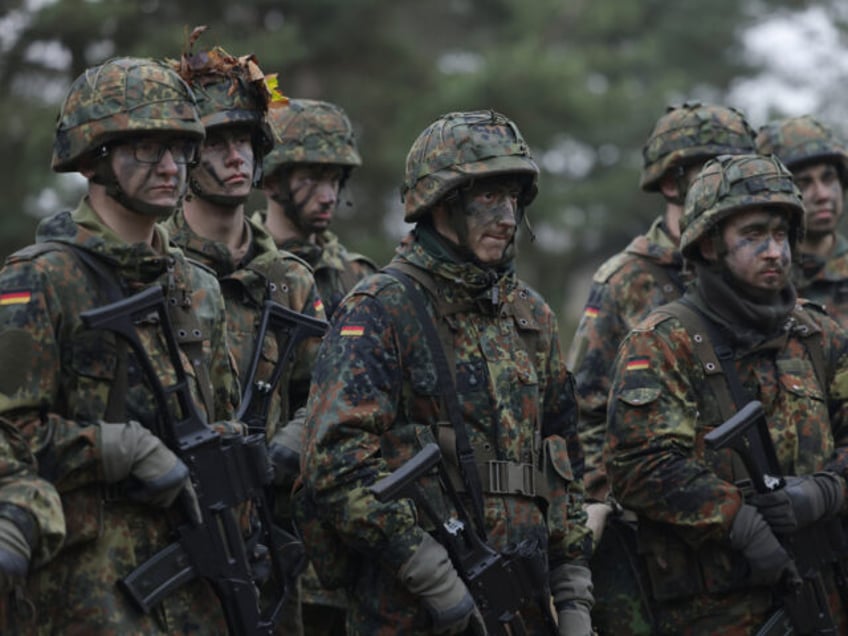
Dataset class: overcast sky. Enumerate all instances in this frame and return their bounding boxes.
[728,5,848,130]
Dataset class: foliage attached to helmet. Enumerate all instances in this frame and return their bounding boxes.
[640,102,757,192]
[679,153,804,262]
[401,109,539,222]
[52,56,205,173]
[263,99,362,185]
[755,115,848,186]
[167,26,287,160]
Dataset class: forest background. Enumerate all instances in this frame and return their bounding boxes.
[2,0,848,345]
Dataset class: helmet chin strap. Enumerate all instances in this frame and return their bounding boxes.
[92,159,177,219]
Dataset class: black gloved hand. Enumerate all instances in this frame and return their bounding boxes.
[731,504,799,588]
[750,472,844,534]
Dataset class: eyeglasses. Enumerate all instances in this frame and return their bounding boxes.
[120,139,200,165]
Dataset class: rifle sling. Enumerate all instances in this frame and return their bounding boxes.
[383,265,489,540]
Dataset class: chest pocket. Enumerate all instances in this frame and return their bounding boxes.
[776,357,825,401]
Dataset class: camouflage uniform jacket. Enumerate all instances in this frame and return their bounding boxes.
[567,214,686,500]
[794,232,848,329]
[163,211,325,438]
[0,201,240,634]
[605,287,848,610]
[302,232,591,634]
[277,229,377,319]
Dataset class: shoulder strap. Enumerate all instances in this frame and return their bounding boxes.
[643,260,686,304]
[382,265,488,540]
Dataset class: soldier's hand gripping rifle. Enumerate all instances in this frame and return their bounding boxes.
[705,400,841,635]
[370,443,558,636]
[80,285,297,635]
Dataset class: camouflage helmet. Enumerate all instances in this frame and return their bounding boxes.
[263,99,361,180]
[755,115,848,177]
[170,46,278,157]
[679,153,804,260]
[401,110,539,222]
[52,57,204,173]
[640,102,757,192]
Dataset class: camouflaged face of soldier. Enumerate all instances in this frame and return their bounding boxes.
[680,153,804,261]
[639,102,757,192]
[401,110,539,222]
[52,57,205,173]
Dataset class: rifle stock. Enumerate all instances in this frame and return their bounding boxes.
[705,400,840,635]
[80,285,295,635]
[371,443,556,636]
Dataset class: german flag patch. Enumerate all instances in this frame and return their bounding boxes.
[0,291,32,306]
[583,305,599,319]
[313,298,324,314]
[340,325,364,337]
[625,357,650,372]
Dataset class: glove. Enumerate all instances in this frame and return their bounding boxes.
[584,502,614,547]
[730,504,799,588]
[0,517,30,593]
[550,562,594,636]
[750,472,844,534]
[269,412,304,485]
[398,533,478,634]
[100,421,190,508]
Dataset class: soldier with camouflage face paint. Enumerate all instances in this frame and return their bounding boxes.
[297,110,594,635]
[566,103,758,635]
[257,99,377,320]
[605,153,848,634]
[756,115,848,327]
[162,41,327,636]
[0,56,244,633]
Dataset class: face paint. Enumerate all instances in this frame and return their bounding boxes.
[287,164,343,235]
[720,207,792,292]
[191,126,255,202]
[460,176,522,264]
[110,136,187,211]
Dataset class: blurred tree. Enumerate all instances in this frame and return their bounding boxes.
[0,0,842,340]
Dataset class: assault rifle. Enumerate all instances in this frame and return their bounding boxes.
[80,285,306,635]
[370,443,557,636]
[705,400,845,636]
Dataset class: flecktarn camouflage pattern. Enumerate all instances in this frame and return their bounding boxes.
[757,116,848,327]
[756,115,848,174]
[52,57,205,172]
[263,99,362,179]
[680,153,804,260]
[299,232,592,633]
[401,110,539,221]
[168,29,287,157]
[640,102,757,191]
[0,202,239,633]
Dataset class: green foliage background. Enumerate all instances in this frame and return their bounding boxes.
[1,0,843,342]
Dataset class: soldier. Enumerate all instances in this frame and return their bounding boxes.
[163,43,327,635]
[0,56,245,633]
[257,98,377,319]
[297,110,594,635]
[605,153,848,633]
[0,422,64,630]
[566,103,757,634]
[756,115,848,327]
[568,102,757,505]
